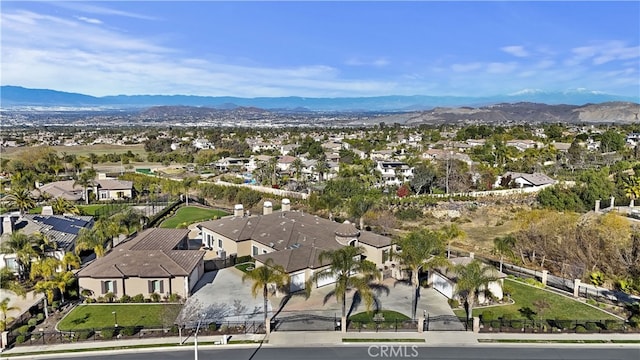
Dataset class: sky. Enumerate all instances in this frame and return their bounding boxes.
[1,1,639,98]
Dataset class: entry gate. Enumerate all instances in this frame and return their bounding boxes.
[425,314,469,331]
[271,313,339,331]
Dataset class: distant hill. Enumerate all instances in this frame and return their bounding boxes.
[2,85,638,112]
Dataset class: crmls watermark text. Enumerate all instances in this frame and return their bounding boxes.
[367,345,419,358]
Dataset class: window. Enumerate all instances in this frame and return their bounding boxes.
[382,249,389,263]
[262,249,268,254]
[101,280,117,294]
[148,280,164,294]
[252,245,259,256]
[218,239,223,248]
[4,258,17,272]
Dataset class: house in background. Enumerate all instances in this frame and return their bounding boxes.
[76,228,204,300]
[429,256,506,304]
[0,213,94,273]
[494,172,556,188]
[198,200,394,293]
[35,174,133,202]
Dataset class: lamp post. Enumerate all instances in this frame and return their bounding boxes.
[194,316,203,360]
[112,311,118,328]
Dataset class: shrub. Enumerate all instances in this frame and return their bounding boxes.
[101,329,115,340]
[119,294,132,303]
[169,325,179,333]
[51,301,60,310]
[16,335,26,344]
[585,322,600,331]
[104,292,117,303]
[237,255,252,264]
[167,293,182,303]
[132,294,145,303]
[36,313,45,322]
[481,310,496,322]
[586,299,597,306]
[85,298,96,304]
[150,293,161,303]
[17,325,30,335]
[447,299,460,308]
[603,319,622,331]
[510,319,524,329]
[28,318,38,327]
[524,278,545,288]
[208,323,218,331]
[554,317,573,330]
[121,326,137,336]
[77,330,93,340]
[219,324,229,333]
[394,208,422,221]
[575,325,587,333]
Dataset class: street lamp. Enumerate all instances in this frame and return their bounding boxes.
[112,311,118,328]
[194,316,203,360]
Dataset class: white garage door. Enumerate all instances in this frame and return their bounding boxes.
[290,272,306,292]
[315,269,337,288]
[432,272,454,299]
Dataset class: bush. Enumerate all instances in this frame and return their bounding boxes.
[586,299,597,306]
[28,318,38,327]
[585,322,600,331]
[447,299,460,308]
[85,298,96,304]
[132,294,145,303]
[101,329,115,340]
[121,326,137,336]
[629,315,640,328]
[119,294,132,303]
[169,325,179,333]
[77,330,94,340]
[603,319,622,331]
[51,301,60,310]
[394,208,422,221]
[150,293,161,303]
[36,313,45,322]
[554,317,573,330]
[16,335,26,344]
[167,293,181,303]
[524,278,545,288]
[481,310,496,322]
[219,324,229,333]
[208,323,218,331]
[575,325,587,333]
[237,255,252,264]
[17,325,30,335]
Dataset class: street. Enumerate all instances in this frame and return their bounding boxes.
[24,345,640,360]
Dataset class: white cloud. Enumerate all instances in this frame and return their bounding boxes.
[53,2,158,21]
[345,57,390,67]
[566,41,640,66]
[450,62,483,72]
[486,62,517,74]
[501,45,529,57]
[76,16,103,25]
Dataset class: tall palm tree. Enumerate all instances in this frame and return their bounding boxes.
[0,232,38,280]
[112,207,146,236]
[93,218,123,251]
[493,235,516,273]
[30,257,62,282]
[315,157,330,183]
[242,258,289,323]
[453,259,499,321]
[61,252,81,271]
[0,268,26,298]
[268,157,279,186]
[73,168,96,205]
[348,193,377,230]
[393,229,448,319]
[306,246,380,331]
[0,297,19,331]
[75,227,106,258]
[34,279,57,306]
[4,187,36,216]
[52,271,76,303]
[291,157,304,181]
[623,175,640,206]
[440,224,466,259]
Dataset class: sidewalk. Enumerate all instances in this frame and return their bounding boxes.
[2,329,638,358]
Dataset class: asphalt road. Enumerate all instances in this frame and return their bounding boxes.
[30,346,640,360]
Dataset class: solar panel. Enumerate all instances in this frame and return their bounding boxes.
[32,215,91,235]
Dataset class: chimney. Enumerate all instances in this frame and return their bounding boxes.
[41,206,54,216]
[234,204,244,217]
[610,196,615,209]
[595,199,601,212]
[281,198,291,212]
[2,216,14,235]
[263,201,273,215]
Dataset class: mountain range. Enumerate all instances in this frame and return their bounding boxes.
[1,85,638,112]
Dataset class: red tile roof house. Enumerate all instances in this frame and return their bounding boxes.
[198,200,394,293]
[76,228,204,300]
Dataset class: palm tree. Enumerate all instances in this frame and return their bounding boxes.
[315,157,330,183]
[268,157,279,186]
[453,259,499,321]
[493,235,516,273]
[291,157,304,181]
[52,271,75,303]
[440,224,466,259]
[61,252,81,271]
[50,197,80,215]
[75,227,106,258]
[0,232,38,280]
[306,246,380,331]
[93,218,123,251]
[4,187,36,216]
[319,192,342,222]
[393,229,448,319]
[623,175,640,206]
[30,257,62,282]
[0,297,19,331]
[73,168,96,205]
[181,176,199,206]
[0,268,26,298]
[242,258,289,323]
[112,207,145,235]
[34,279,57,306]
[348,193,377,230]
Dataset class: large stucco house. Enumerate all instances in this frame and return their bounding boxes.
[35,174,133,202]
[76,228,204,300]
[198,200,394,292]
[429,256,506,304]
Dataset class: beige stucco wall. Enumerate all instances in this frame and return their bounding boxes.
[202,228,240,256]
[359,243,390,268]
[79,276,190,299]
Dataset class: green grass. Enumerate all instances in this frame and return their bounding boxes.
[235,262,256,273]
[57,304,182,331]
[160,206,229,228]
[349,310,410,322]
[342,338,425,343]
[453,279,619,321]
[78,204,106,216]
[478,339,610,344]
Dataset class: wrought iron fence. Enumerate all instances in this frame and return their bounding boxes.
[478,318,639,334]
[347,319,419,332]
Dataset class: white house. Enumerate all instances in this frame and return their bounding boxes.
[429,257,506,305]
[376,161,414,187]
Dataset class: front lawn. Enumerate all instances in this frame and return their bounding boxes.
[453,279,619,321]
[78,204,106,216]
[58,304,182,331]
[160,206,229,228]
[235,262,256,273]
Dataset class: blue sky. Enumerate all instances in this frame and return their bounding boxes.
[1,1,639,98]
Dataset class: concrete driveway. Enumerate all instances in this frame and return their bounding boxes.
[178,268,268,325]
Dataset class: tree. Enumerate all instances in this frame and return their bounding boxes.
[182,176,199,206]
[410,162,437,194]
[306,246,381,331]
[493,235,516,273]
[393,229,448,319]
[61,252,81,271]
[440,224,465,259]
[50,197,80,215]
[0,232,38,280]
[453,259,499,321]
[0,268,26,298]
[74,168,96,205]
[242,258,289,323]
[75,227,106,258]
[4,187,36,216]
[0,297,19,331]
[291,157,304,181]
[315,156,330,183]
[348,193,378,230]
[623,175,640,205]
